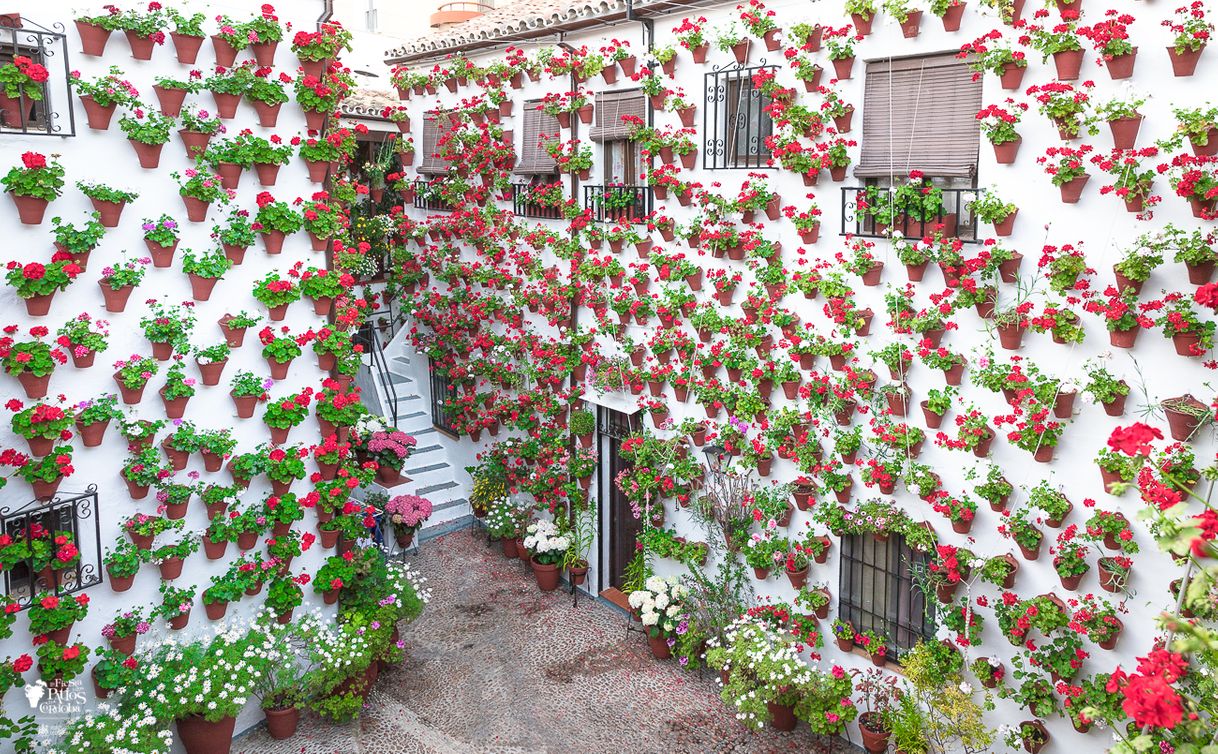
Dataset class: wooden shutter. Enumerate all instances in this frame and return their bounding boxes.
[590,90,646,142]
[417,114,449,175]
[855,54,982,179]
[514,100,560,175]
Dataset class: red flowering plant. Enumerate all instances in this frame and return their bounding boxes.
[1068,593,1123,646]
[673,16,709,51]
[1162,154,1218,217]
[993,592,1070,645]
[315,380,364,429]
[265,444,308,484]
[934,406,991,453]
[0,55,49,102]
[1038,144,1094,187]
[26,591,89,638]
[0,326,66,378]
[1038,243,1091,293]
[1079,10,1136,62]
[933,495,979,527]
[298,128,358,163]
[1020,8,1085,58]
[5,253,82,302]
[35,641,89,682]
[252,271,301,309]
[821,26,862,61]
[252,191,302,235]
[7,399,73,443]
[941,599,984,647]
[995,398,1065,455]
[258,326,306,367]
[1146,291,1216,354]
[1026,81,1096,138]
[1,152,65,201]
[262,388,313,430]
[1103,647,1193,732]
[958,30,1027,78]
[291,21,353,62]
[293,67,354,115]
[1162,1,1214,54]
[975,100,1027,146]
[1091,147,1161,211]
[1083,285,1154,334]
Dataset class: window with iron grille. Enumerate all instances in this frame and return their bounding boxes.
[428,358,460,435]
[838,533,935,661]
[1,488,102,607]
[0,18,76,137]
[703,64,776,170]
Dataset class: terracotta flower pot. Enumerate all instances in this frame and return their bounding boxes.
[264,706,299,740]
[1058,174,1090,203]
[153,85,187,117]
[1168,45,1205,77]
[176,714,236,754]
[1163,394,1208,440]
[78,95,116,130]
[999,62,1025,90]
[218,315,248,347]
[261,230,286,254]
[646,633,671,660]
[1108,115,1142,149]
[267,358,291,380]
[1052,48,1084,79]
[831,55,854,80]
[941,2,967,30]
[129,140,164,169]
[899,10,923,37]
[188,274,220,301]
[859,713,891,753]
[531,558,561,591]
[10,194,49,225]
[159,388,190,419]
[76,20,112,56]
[253,163,280,186]
[252,40,278,66]
[252,100,282,127]
[197,359,227,386]
[202,535,228,561]
[179,130,212,160]
[992,137,1021,165]
[211,92,240,119]
[170,32,204,64]
[767,701,797,731]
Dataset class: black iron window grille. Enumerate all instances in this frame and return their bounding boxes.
[840,185,981,243]
[412,179,453,212]
[0,16,76,137]
[838,533,935,661]
[582,184,652,223]
[1,487,101,608]
[428,358,461,436]
[511,182,564,219]
[703,63,776,170]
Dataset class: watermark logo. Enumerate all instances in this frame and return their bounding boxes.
[22,677,88,746]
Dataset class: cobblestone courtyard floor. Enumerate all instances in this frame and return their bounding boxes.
[236,527,860,754]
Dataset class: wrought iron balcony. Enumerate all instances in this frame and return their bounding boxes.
[412,179,453,212]
[511,183,564,220]
[583,184,652,224]
[840,186,981,243]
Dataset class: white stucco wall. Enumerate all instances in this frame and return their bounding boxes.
[0,1,344,747]
[390,0,1214,748]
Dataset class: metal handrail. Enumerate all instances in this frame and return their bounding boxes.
[356,323,400,423]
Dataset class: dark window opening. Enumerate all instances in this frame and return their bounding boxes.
[838,533,935,661]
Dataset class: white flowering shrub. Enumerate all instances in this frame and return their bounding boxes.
[522,520,570,565]
[628,576,688,638]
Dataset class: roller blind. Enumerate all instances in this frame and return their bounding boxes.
[855,54,982,179]
[514,101,561,175]
[590,90,646,142]
[417,113,450,175]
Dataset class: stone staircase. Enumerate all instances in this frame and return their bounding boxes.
[363,337,472,535]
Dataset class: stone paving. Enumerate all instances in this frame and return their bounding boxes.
[236,528,862,754]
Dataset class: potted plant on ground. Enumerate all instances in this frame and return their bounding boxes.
[852,667,900,752]
[383,494,432,548]
[522,519,569,591]
[629,576,688,660]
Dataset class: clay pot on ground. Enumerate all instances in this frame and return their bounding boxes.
[646,633,671,660]
[859,713,891,753]
[264,706,300,740]
[176,715,236,754]
[531,558,561,591]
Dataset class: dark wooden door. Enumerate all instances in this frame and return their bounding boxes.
[601,408,641,590]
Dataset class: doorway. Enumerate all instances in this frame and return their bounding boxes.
[599,407,640,592]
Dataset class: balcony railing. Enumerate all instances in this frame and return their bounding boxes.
[840,186,980,243]
[412,179,453,212]
[511,183,564,219]
[583,184,652,224]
